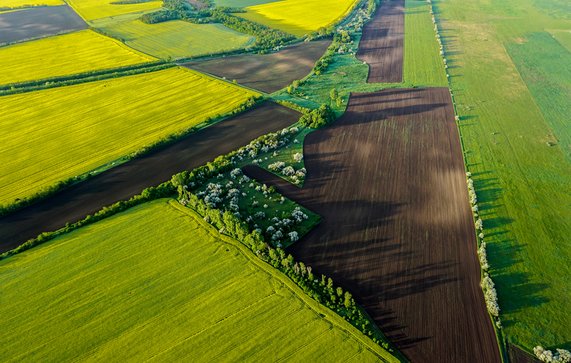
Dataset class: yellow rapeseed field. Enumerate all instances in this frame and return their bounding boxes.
[67,0,162,21]
[0,67,259,205]
[240,0,358,36]
[0,0,63,7]
[0,30,155,85]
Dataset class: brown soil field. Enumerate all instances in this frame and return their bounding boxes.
[356,0,404,83]
[244,88,501,362]
[182,40,331,93]
[0,6,87,45]
[509,344,541,363]
[0,102,298,252]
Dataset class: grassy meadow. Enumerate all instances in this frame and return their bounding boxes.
[67,0,161,21]
[435,0,571,351]
[0,29,154,85]
[240,0,358,36]
[97,16,255,59]
[0,67,259,205]
[0,199,397,362]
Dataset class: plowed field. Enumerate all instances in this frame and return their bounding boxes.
[245,88,501,362]
[356,0,404,83]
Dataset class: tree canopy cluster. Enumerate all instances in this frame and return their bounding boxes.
[299,105,336,128]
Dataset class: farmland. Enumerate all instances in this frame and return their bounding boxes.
[0,199,397,362]
[0,0,63,7]
[436,0,571,353]
[66,0,161,21]
[0,5,86,45]
[184,40,331,93]
[506,32,571,161]
[0,30,154,85]
[240,0,358,36]
[0,102,298,251]
[356,0,404,83]
[214,0,279,7]
[403,0,447,86]
[97,16,254,60]
[0,67,258,206]
[245,88,500,362]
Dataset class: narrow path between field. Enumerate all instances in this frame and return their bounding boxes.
[0,103,298,252]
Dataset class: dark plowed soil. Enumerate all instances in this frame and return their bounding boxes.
[182,40,331,93]
[0,6,87,45]
[244,88,501,362]
[356,0,404,83]
[0,103,298,252]
[509,344,541,363]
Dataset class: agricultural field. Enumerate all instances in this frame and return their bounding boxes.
[0,67,258,206]
[245,88,500,362]
[0,29,154,85]
[0,5,86,45]
[66,0,161,21]
[506,32,571,161]
[0,0,62,7]
[240,0,358,36]
[96,16,254,60]
[403,0,447,86]
[549,29,571,51]
[0,103,299,251]
[185,40,331,92]
[214,0,279,7]
[0,199,397,362]
[436,0,571,354]
[356,0,404,83]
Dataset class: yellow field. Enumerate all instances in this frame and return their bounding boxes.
[0,67,259,205]
[0,0,63,7]
[67,0,161,21]
[240,0,358,36]
[0,30,154,85]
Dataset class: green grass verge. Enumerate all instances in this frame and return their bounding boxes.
[435,0,571,351]
[0,199,398,362]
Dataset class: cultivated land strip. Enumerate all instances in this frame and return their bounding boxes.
[356,0,404,83]
[183,40,332,93]
[0,103,298,252]
[245,88,501,362]
[0,5,86,45]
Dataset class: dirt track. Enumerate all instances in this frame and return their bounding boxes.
[0,103,298,252]
[182,40,331,93]
[356,0,404,83]
[245,89,501,362]
[0,6,87,46]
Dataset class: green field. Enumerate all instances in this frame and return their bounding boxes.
[436,0,571,352]
[240,0,358,36]
[506,32,571,161]
[97,16,254,59]
[0,67,259,206]
[0,29,154,85]
[403,0,447,86]
[549,29,571,51]
[67,0,161,21]
[0,199,397,362]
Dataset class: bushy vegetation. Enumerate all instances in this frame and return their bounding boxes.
[534,347,571,363]
[0,199,397,362]
[0,67,259,207]
[0,30,154,86]
[299,104,336,128]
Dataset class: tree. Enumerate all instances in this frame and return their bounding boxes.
[330,88,339,103]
